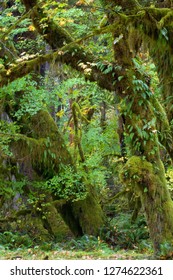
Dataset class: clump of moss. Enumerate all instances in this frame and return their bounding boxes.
[120,155,169,201]
[120,156,155,191]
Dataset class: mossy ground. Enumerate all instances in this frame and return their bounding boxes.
[0,247,151,260]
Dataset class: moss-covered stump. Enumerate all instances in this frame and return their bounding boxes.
[121,156,173,257]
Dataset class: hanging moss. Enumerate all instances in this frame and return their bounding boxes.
[11,109,74,177]
[120,155,173,256]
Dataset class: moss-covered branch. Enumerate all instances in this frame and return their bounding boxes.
[17,0,119,91]
[8,0,171,93]
[0,37,118,91]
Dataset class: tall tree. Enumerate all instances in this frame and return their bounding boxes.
[1,0,173,256]
[0,0,105,237]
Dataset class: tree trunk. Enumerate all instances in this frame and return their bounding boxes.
[11,109,105,236]
[102,0,173,256]
[121,156,173,255]
[2,0,173,254]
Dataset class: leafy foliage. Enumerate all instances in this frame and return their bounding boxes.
[1,0,173,259]
[44,165,87,202]
[101,213,150,250]
[166,167,173,198]
[0,121,19,156]
[0,232,33,249]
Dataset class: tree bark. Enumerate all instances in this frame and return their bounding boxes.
[11,109,105,236]
[1,0,173,254]
[102,0,173,256]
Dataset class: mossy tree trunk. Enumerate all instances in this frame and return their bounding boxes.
[10,109,105,236]
[125,2,173,160]
[123,67,173,256]
[120,63,173,256]
[101,0,173,256]
[1,0,173,254]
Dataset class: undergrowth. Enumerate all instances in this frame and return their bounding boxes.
[0,213,153,259]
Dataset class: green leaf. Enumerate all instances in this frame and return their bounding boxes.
[160,27,168,41]
[118,75,124,81]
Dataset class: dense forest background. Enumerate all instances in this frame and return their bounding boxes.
[1,0,173,259]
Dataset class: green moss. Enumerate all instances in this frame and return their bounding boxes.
[121,155,173,255]
[72,191,105,236]
[11,108,105,237]
[21,215,50,242]
[43,201,72,240]
[121,156,169,197]
[12,110,74,177]
[163,200,173,230]
[120,156,153,184]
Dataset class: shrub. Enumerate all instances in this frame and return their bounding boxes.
[0,231,33,249]
[100,213,149,250]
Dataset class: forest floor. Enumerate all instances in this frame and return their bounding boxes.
[0,229,153,260]
[0,247,152,260]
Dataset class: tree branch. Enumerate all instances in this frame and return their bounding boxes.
[0,38,118,91]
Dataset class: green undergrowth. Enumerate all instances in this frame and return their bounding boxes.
[106,213,150,250]
[0,212,153,259]
[0,233,152,260]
